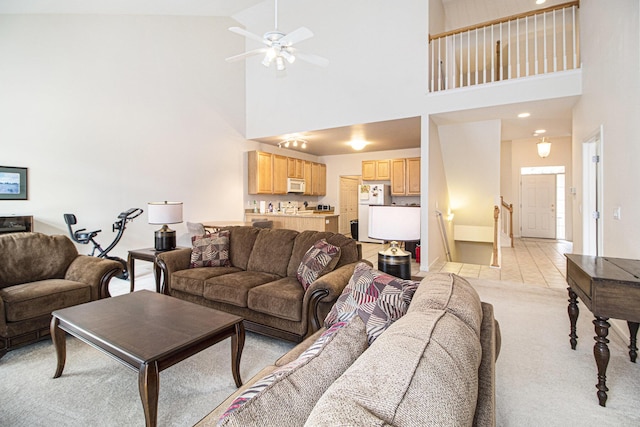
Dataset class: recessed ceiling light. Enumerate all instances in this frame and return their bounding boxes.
[536,0,546,5]
[518,112,531,118]
[534,129,547,134]
[349,140,367,150]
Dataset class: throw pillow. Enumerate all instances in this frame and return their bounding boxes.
[190,230,231,268]
[324,262,420,344]
[296,239,341,290]
[217,316,368,427]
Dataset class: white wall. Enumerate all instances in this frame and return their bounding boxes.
[238,0,429,139]
[438,120,501,226]
[572,0,640,257]
[0,14,251,257]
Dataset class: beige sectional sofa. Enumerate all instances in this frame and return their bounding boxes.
[0,232,123,359]
[157,226,365,342]
[196,268,500,427]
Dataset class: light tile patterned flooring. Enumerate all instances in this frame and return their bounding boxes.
[361,238,573,289]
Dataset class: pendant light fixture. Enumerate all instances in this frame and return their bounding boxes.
[537,137,551,158]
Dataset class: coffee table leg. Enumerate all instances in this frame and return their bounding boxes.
[50,316,66,378]
[139,361,159,427]
[231,322,245,387]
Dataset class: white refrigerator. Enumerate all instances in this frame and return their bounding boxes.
[358,184,391,243]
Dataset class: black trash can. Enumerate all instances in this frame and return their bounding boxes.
[350,220,359,240]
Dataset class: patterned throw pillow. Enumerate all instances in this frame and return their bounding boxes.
[217,319,356,425]
[296,239,341,290]
[190,230,231,268]
[324,262,420,344]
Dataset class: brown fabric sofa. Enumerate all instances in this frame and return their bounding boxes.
[157,226,365,343]
[0,232,123,359]
[196,271,501,427]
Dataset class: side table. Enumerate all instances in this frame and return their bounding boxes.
[128,248,186,293]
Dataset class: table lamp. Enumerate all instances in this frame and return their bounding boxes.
[147,201,183,251]
[368,205,421,279]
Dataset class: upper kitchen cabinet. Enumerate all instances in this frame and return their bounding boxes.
[273,154,288,194]
[287,157,304,179]
[311,163,326,196]
[406,157,421,195]
[390,157,421,196]
[248,151,273,194]
[303,161,313,195]
[362,160,391,181]
[391,158,406,195]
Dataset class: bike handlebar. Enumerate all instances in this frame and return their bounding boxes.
[118,207,144,221]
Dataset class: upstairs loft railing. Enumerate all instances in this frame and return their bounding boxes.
[429,1,580,92]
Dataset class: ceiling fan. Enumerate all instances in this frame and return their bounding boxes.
[225,0,329,71]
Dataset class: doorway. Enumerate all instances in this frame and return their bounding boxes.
[582,127,603,256]
[339,176,360,236]
[520,166,566,239]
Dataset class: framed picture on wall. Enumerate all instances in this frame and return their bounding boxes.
[0,166,28,200]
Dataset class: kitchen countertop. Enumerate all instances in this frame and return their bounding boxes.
[245,212,338,217]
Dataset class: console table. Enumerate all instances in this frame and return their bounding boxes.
[565,254,640,406]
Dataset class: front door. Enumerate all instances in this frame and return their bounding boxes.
[521,174,556,239]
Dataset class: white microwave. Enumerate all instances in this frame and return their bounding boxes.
[287,178,306,193]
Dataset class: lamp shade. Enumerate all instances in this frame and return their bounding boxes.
[147,201,183,225]
[368,206,420,241]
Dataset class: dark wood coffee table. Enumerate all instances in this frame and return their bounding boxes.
[50,290,244,427]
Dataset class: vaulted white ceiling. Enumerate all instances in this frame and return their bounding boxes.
[1,0,576,156]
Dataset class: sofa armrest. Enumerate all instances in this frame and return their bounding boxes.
[302,261,372,333]
[65,256,123,299]
[475,302,500,427]
[156,248,192,294]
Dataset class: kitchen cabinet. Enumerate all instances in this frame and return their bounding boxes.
[303,161,313,195]
[391,159,406,195]
[273,154,288,194]
[249,151,326,196]
[248,151,273,194]
[406,157,421,195]
[389,157,421,196]
[287,157,304,179]
[312,162,326,196]
[362,160,391,181]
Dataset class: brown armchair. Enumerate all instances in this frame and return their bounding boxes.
[0,232,122,359]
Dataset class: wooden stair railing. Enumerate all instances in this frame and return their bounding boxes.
[501,196,514,248]
[491,205,500,267]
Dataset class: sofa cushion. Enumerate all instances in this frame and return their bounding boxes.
[324,262,419,344]
[0,233,78,288]
[171,266,242,297]
[246,229,298,276]
[325,233,359,269]
[248,277,305,322]
[227,227,260,270]
[296,239,341,290]
[190,230,231,268]
[305,273,483,427]
[218,315,369,427]
[0,279,91,322]
[286,231,334,277]
[203,271,280,307]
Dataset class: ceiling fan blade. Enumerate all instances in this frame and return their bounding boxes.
[229,27,268,45]
[225,48,268,63]
[294,51,329,68]
[280,27,314,46]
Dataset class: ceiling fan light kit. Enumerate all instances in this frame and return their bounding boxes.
[226,0,328,71]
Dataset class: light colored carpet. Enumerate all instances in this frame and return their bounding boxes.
[0,331,293,426]
[468,278,640,426]
[2,277,640,426]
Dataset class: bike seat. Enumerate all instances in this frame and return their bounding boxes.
[74,228,101,244]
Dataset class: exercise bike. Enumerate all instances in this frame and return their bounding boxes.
[64,208,144,280]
